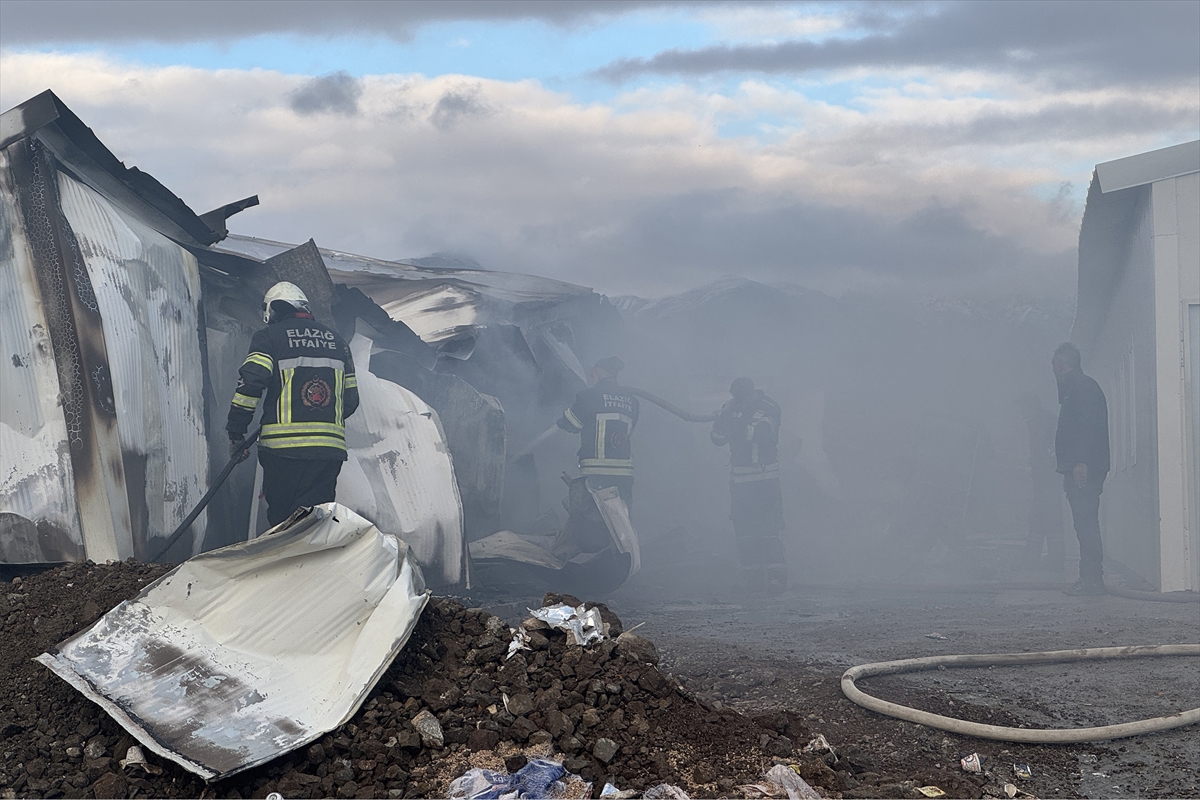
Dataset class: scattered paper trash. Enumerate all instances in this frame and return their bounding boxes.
[925,632,949,640]
[1079,753,1098,764]
[529,604,606,646]
[507,628,532,659]
[642,784,692,800]
[119,745,163,775]
[599,783,638,799]
[766,764,821,799]
[960,753,982,773]
[1004,784,1019,798]
[447,757,589,799]
[917,787,946,798]
[1013,763,1032,779]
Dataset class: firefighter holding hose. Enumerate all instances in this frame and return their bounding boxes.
[226,282,359,526]
[711,377,787,594]
[557,356,640,509]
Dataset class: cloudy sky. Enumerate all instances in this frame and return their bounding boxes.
[1,1,1197,297]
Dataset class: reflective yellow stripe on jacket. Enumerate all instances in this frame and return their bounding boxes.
[731,462,780,484]
[580,457,634,477]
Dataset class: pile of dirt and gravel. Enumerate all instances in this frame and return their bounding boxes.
[1,562,861,799]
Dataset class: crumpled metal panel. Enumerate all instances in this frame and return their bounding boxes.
[338,331,468,587]
[215,234,591,302]
[37,503,430,782]
[0,149,84,562]
[55,172,211,557]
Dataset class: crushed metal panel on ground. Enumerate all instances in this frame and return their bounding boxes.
[469,529,565,570]
[36,503,430,782]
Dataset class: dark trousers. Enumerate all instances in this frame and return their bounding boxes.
[730,477,786,568]
[260,449,344,526]
[1026,474,1065,564]
[1063,471,1105,584]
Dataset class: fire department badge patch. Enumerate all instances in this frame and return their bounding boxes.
[301,377,332,408]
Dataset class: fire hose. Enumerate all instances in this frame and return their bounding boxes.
[841,644,1200,742]
[148,428,260,562]
[513,387,715,458]
[626,387,717,423]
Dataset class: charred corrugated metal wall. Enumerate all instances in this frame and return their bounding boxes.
[1,133,209,564]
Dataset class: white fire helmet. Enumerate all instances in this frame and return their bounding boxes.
[262,281,310,324]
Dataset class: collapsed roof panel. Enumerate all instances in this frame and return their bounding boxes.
[1,90,222,248]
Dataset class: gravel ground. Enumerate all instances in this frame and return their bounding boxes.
[2,555,1196,799]
[586,562,1200,800]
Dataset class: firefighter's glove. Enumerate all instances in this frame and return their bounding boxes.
[230,437,251,463]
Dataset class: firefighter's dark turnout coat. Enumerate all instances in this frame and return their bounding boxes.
[557,378,640,478]
[226,310,359,460]
[711,390,785,572]
[710,390,782,483]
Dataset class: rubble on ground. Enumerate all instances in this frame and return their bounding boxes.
[2,564,861,799]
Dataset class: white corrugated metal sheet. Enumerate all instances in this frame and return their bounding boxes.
[56,173,211,556]
[338,332,468,586]
[37,503,429,781]
[0,149,84,561]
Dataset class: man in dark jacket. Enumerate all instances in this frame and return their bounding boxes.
[711,377,787,594]
[557,356,639,508]
[226,282,359,526]
[1052,342,1109,595]
[1017,392,1064,573]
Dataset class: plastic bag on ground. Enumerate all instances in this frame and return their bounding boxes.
[641,785,691,799]
[448,758,587,799]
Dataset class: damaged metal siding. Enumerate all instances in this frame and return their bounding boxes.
[0,148,85,562]
[56,172,211,558]
[3,137,133,563]
[339,332,467,587]
[37,503,430,781]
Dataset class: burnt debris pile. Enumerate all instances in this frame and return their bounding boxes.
[1,564,856,799]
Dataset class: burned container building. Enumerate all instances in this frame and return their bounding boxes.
[1,90,622,585]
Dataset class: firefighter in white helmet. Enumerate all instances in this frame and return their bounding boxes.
[226,282,359,525]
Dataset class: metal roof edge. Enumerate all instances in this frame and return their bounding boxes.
[0,89,61,150]
[2,89,223,248]
[1096,139,1200,193]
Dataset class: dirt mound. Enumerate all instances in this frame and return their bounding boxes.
[1,564,848,799]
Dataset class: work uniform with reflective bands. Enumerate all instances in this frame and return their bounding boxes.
[557,378,639,508]
[226,308,359,525]
[711,390,787,589]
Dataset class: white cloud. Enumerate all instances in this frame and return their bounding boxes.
[1,51,1192,297]
[696,5,846,42]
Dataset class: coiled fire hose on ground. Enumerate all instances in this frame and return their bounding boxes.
[841,644,1200,743]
